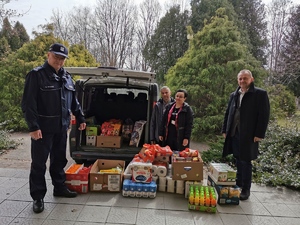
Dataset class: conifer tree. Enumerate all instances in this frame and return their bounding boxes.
[166,8,265,140]
[143,5,190,84]
[281,5,300,96]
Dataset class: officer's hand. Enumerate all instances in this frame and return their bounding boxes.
[183,139,188,146]
[78,123,86,130]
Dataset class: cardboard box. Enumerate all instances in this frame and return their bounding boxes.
[172,155,203,181]
[65,164,91,194]
[89,159,125,192]
[86,126,98,136]
[207,174,240,205]
[209,163,237,182]
[86,136,96,146]
[96,135,122,148]
[207,172,236,186]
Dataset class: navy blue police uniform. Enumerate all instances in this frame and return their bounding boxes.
[21,60,85,201]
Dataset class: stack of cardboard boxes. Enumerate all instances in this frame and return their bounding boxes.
[66,159,125,194]
[86,122,123,148]
[207,163,240,205]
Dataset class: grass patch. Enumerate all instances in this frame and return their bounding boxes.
[277,110,300,127]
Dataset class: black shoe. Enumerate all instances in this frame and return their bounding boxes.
[53,188,77,198]
[33,199,44,213]
[240,189,250,200]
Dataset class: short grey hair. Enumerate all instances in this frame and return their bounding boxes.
[238,69,253,77]
[160,86,170,92]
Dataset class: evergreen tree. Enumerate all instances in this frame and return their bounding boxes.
[281,5,300,97]
[166,8,265,141]
[13,21,30,49]
[190,0,269,65]
[190,0,237,33]
[0,18,29,51]
[230,0,268,64]
[0,33,98,131]
[0,36,10,59]
[0,17,13,40]
[143,5,190,84]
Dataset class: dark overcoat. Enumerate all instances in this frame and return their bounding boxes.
[222,82,270,161]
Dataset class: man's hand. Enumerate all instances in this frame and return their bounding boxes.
[254,137,262,142]
[30,130,42,140]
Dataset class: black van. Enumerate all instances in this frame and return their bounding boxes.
[65,67,159,164]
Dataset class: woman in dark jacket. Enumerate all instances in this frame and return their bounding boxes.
[159,89,194,151]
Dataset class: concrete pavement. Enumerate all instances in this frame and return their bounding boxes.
[0,132,299,225]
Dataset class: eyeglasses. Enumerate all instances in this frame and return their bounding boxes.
[52,53,66,61]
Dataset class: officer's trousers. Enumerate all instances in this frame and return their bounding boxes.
[29,130,68,200]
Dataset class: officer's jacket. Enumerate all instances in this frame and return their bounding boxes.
[21,61,85,133]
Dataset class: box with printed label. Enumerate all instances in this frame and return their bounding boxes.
[86,126,98,136]
[172,155,203,181]
[65,164,91,194]
[89,159,125,192]
[86,136,96,146]
[209,163,237,182]
[207,174,240,205]
[96,135,122,148]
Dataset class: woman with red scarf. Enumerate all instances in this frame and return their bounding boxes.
[159,89,194,151]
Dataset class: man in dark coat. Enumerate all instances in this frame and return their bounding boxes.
[222,69,270,200]
[150,86,174,145]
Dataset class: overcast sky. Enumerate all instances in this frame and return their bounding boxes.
[7,0,300,39]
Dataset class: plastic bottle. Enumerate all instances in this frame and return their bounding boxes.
[194,192,200,205]
[211,196,217,207]
[200,192,205,206]
[205,193,211,206]
[189,190,194,204]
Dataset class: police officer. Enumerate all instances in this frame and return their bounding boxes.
[21,43,86,213]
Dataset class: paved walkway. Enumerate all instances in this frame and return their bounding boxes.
[0,132,299,225]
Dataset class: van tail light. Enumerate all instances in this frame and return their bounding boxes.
[71,115,76,125]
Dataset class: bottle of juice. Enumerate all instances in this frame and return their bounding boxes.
[194,192,200,205]
[211,195,217,207]
[189,191,194,204]
[205,193,211,206]
[200,192,205,206]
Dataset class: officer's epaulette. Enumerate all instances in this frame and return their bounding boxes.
[66,70,73,77]
[32,66,44,72]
